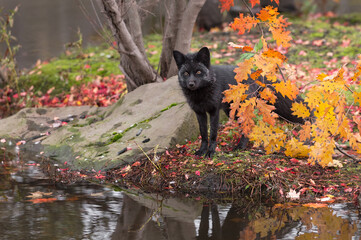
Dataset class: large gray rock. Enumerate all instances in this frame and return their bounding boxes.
[0,76,199,170]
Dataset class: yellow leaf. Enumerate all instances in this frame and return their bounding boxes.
[284,138,310,158]
[254,54,283,77]
[223,83,249,119]
[249,121,285,154]
[353,91,361,106]
[308,140,335,167]
[291,102,310,118]
[317,73,328,81]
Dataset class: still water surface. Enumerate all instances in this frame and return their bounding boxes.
[1,148,361,239]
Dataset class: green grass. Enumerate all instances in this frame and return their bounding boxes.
[19,44,121,96]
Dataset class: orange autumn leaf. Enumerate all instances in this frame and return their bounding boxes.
[257,6,279,22]
[273,80,299,100]
[249,0,260,7]
[219,0,234,12]
[351,64,361,82]
[234,58,254,82]
[259,87,277,104]
[223,83,249,119]
[237,98,256,135]
[230,13,259,35]
[299,121,312,142]
[256,98,277,125]
[262,49,287,62]
[250,69,263,80]
[270,27,292,48]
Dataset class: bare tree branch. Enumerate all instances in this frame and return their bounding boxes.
[100,0,162,91]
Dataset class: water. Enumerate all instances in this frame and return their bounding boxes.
[1,149,361,239]
[0,0,105,69]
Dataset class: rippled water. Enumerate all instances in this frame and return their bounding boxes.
[1,148,361,239]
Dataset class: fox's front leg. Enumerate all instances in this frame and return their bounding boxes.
[206,109,219,158]
[195,112,208,156]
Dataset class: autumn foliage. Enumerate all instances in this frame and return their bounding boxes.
[220,0,361,167]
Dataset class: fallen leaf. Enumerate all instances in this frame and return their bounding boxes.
[303,203,328,208]
[286,189,300,200]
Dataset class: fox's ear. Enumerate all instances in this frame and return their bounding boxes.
[195,47,210,68]
[173,50,186,69]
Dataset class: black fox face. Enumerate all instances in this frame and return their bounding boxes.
[173,47,212,91]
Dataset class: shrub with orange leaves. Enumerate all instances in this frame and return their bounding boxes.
[219,0,361,167]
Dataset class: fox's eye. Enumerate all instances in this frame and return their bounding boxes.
[183,72,189,76]
[196,70,202,75]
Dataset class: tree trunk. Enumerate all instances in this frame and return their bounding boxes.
[100,0,207,88]
[159,0,187,79]
[166,0,207,78]
[100,0,162,92]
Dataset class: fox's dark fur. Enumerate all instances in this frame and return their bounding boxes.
[173,47,304,158]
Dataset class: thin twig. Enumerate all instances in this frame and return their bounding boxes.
[335,143,360,162]
[277,63,287,82]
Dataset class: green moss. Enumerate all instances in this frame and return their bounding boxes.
[21,43,121,96]
[160,103,180,112]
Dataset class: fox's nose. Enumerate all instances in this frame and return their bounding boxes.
[189,82,195,87]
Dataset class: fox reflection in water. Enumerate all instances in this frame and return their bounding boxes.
[110,194,360,240]
[110,194,252,240]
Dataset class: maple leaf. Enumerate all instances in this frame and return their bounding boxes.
[273,80,299,100]
[233,58,254,82]
[270,27,292,48]
[256,99,277,125]
[254,54,282,77]
[249,0,260,8]
[299,121,312,142]
[230,13,259,35]
[337,117,351,140]
[284,138,310,158]
[257,6,279,22]
[223,83,249,120]
[26,191,53,199]
[353,91,361,106]
[237,98,256,135]
[250,69,262,80]
[219,0,234,12]
[249,121,285,154]
[259,87,277,104]
[286,189,300,200]
[262,49,287,62]
[291,102,310,118]
[309,140,335,167]
[351,64,361,83]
